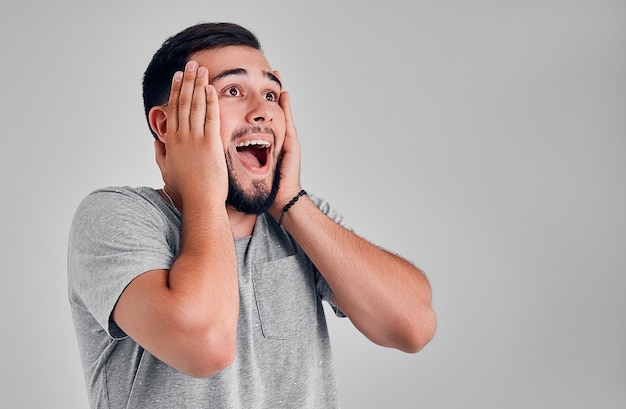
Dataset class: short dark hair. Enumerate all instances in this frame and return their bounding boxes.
[142,22,262,139]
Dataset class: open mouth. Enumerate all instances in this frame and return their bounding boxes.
[235,140,271,169]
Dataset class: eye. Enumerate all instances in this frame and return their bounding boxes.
[264,91,279,102]
[224,86,241,97]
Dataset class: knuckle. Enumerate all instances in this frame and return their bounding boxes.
[190,100,203,112]
[178,94,191,107]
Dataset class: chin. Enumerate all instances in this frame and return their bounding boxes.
[226,168,281,215]
[224,150,282,214]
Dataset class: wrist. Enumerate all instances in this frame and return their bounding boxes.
[271,189,307,225]
[279,189,307,225]
[164,183,227,214]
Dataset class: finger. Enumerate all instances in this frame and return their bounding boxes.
[177,60,199,133]
[204,84,221,140]
[273,71,296,137]
[279,91,297,137]
[189,66,209,136]
[166,70,183,135]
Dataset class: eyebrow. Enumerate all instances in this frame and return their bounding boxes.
[212,68,282,88]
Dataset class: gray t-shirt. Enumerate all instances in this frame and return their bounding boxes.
[68,186,345,408]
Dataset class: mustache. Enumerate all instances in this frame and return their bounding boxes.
[231,126,275,141]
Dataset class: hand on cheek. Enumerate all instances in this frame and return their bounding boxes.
[271,88,303,215]
[160,61,229,208]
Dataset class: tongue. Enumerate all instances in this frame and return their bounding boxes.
[238,148,261,167]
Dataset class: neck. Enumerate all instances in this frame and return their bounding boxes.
[227,207,257,238]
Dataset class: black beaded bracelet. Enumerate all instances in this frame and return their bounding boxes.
[279,189,307,225]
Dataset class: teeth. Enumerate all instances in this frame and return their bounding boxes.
[236,140,270,148]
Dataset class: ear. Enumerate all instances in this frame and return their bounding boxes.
[148,106,168,142]
[149,106,168,182]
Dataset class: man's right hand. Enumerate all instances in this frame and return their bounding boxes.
[155,60,228,210]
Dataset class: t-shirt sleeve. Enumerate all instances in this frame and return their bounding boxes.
[308,193,348,318]
[67,188,176,339]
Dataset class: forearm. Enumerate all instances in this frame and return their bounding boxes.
[280,196,436,352]
[169,199,239,333]
[114,198,239,377]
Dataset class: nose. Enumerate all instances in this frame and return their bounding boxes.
[246,95,273,124]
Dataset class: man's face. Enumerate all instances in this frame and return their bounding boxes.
[189,46,286,214]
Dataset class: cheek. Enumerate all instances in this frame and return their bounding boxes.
[274,129,286,155]
[273,109,287,145]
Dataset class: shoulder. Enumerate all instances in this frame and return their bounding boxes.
[78,186,158,206]
[74,186,165,217]
[70,186,174,236]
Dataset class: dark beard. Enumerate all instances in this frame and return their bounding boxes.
[226,154,282,215]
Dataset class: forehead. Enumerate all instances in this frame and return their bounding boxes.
[189,46,273,83]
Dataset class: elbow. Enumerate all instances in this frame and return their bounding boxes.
[177,329,237,378]
[170,306,238,378]
[397,307,437,353]
[183,347,236,378]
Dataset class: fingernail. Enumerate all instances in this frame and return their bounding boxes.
[186,60,197,71]
[197,67,207,77]
[173,71,183,82]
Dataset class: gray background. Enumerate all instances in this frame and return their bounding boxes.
[1,1,625,408]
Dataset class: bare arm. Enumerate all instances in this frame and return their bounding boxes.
[113,61,239,377]
[278,197,436,352]
[270,88,436,352]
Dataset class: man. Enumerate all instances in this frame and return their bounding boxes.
[68,22,436,408]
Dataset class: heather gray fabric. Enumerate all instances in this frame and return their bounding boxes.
[68,186,345,408]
